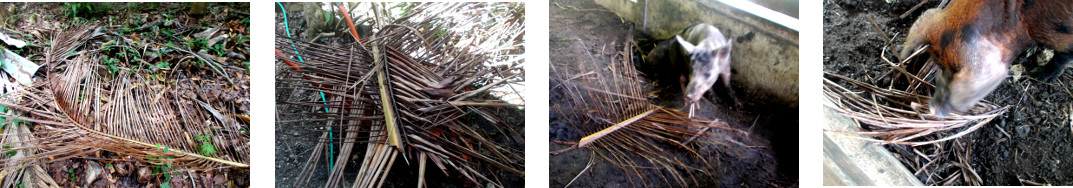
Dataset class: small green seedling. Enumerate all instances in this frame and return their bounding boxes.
[67,168,74,183]
[3,145,15,157]
[194,134,216,156]
[155,62,170,70]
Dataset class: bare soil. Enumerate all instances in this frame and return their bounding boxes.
[824,0,1073,185]
[548,0,798,187]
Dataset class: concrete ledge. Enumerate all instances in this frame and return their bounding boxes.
[823,98,924,186]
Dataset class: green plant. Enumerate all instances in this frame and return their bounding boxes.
[125,2,135,11]
[234,34,248,45]
[67,168,74,183]
[62,2,110,18]
[194,134,216,156]
[101,55,120,75]
[127,48,143,63]
[127,14,145,28]
[160,27,174,37]
[155,61,170,70]
[3,145,14,157]
[154,143,169,153]
[149,157,173,188]
[0,105,9,127]
[211,43,225,56]
[185,36,208,51]
[0,105,26,130]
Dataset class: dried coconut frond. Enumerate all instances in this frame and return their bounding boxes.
[0,25,249,173]
[276,2,524,188]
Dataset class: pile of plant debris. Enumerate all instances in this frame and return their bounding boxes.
[0,2,249,187]
[549,38,756,187]
[824,0,1073,185]
[274,2,524,188]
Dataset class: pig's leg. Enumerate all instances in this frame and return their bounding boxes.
[1031,52,1073,82]
[720,71,742,108]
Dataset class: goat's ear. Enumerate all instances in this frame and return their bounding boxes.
[677,36,697,53]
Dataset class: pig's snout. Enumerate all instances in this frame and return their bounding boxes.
[929,56,1008,117]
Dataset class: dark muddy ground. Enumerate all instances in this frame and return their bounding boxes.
[548,0,797,187]
[824,0,1073,185]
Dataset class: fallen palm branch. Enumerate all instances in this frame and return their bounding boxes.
[550,39,745,187]
[276,2,524,188]
[823,45,1000,185]
[0,25,250,173]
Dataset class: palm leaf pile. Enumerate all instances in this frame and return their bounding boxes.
[0,3,252,186]
[823,45,998,185]
[549,40,748,187]
[275,2,524,187]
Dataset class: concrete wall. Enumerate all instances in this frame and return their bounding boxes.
[596,0,799,107]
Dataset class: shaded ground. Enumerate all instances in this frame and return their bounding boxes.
[824,0,1073,185]
[548,0,797,187]
[0,2,250,187]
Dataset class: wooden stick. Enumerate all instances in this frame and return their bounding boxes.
[577,108,657,147]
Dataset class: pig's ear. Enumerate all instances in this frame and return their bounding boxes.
[677,36,697,53]
[900,9,940,61]
[715,39,732,61]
